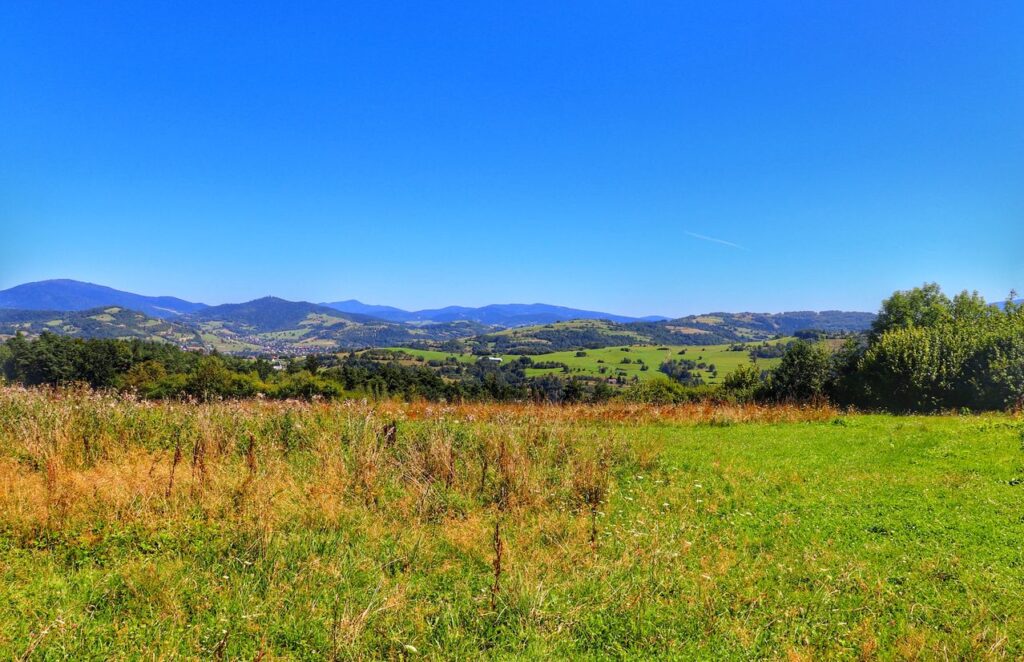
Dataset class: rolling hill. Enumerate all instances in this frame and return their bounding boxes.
[185,297,378,332]
[658,310,878,339]
[3,281,662,327]
[0,307,205,347]
[182,297,490,355]
[456,312,876,355]
[0,280,207,318]
[319,299,413,319]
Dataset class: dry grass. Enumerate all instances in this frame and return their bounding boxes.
[0,386,653,567]
[0,386,831,543]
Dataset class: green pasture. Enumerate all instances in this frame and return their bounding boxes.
[2,397,1023,658]
[376,340,787,384]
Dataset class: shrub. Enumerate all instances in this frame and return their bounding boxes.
[766,340,831,402]
[721,363,763,402]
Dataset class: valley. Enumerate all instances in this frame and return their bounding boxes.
[363,339,789,385]
[0,280,874,359]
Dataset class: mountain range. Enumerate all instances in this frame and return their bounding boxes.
[321,300,668,325]
[0,279,878,355]
[0,280,664,327]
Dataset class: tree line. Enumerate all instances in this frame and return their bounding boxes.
[0,334,616,404]
[749,284,1023,411]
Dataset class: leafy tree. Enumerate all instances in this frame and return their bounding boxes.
[767,340,831,402]
[186,356,237,401]
[870,283,952,339]
[721,363,762,399]
[824,336,867,405]
[0,341,13,382]
[980,322,1024,409]
[658,359,703,386]
[870,284,993,340]
[303,354,321,374]
[621,378,687,405]
[949,290,993,325]
[119,360,168,393]
[858,305,1024,411]
[252,358,274,380]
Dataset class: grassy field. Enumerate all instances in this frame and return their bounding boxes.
[377,340,787,384]
[1,389,1022,658]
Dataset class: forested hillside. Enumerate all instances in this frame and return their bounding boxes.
[0,307,205,348]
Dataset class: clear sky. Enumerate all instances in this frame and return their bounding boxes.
[2,2,1022,317]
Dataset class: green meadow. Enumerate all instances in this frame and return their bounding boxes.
[379,340,787,384]
[1,390,1022,659]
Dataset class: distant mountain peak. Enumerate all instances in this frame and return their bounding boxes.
[0,279,207,319]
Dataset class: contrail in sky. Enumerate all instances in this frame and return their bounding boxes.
[685,231,748,251]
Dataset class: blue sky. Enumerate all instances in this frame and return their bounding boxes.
[2,1,1022,316]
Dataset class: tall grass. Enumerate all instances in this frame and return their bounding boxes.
[4,387,1012,658]
[0,387,660,530]
[0,387,667,658]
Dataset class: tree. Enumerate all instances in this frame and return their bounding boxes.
[949,290,992,325]
[120,359,167,393]
[622,377,687,405]
[722,363,762,397]
[824,336,867,406]
[870,283,952,339]
[870,284,993,340]
[0,341,14,382]
[858,306,1024,411]
[186,356,236,401]
[253,358,274,381]
[304,354,321,374]
[563,378,586,403]
[767,340,831,402]
[981,322,1024,409]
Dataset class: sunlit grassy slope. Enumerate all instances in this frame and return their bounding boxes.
[1,389,1022,658]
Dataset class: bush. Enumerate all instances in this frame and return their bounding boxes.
[766,340,831,402]
[721,363,763,402]
[620,378,688,405]
[621,378,721,404]
[658,359,701,385]
[857,314,1024,411]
